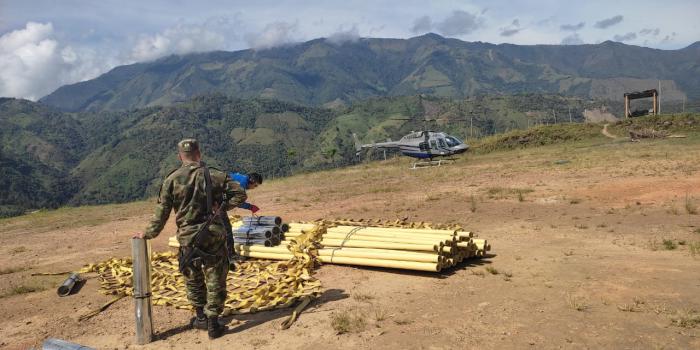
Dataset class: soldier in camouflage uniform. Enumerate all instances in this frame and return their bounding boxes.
[135,139,246,339]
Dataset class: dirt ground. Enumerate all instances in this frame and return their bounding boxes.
[1,135,699,349]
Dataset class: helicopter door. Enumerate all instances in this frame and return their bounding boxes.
[437,138,447,149]
[429,140,438,150]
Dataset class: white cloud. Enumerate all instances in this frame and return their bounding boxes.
[130,21,228,62]
[594,15,623,29]
[560,22,585,32]
[410,16,432,34]
[613,32,637,42]
[245,21,299,49]
[435,10,484,37]
[500,19,522,37]
[561,33,584,45]
[327,24,360,44]
[0,22,112,100]
[639,28,660,37]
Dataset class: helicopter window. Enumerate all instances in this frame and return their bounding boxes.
[430,140,438,149]
[438,138,447,148]
[419,142,429,151]
[445,136,462,147]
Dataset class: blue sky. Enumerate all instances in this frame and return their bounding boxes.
[1,0,698,100]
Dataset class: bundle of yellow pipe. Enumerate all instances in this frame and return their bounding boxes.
[226,220,491,273]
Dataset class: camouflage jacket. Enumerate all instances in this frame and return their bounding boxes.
[143,161,247,248]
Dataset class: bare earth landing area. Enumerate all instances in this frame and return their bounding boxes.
[1,135,700,349]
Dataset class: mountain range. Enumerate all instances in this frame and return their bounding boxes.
[40,34,700,112]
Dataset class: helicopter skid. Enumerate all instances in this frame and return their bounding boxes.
[410,158,456,169]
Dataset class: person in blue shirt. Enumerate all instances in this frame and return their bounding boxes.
[229,172,262,213]
[224,172,263,263]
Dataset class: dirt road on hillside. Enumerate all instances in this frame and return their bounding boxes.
[1,138,699,349]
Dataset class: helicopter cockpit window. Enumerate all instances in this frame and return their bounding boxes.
[445,136,463,147]
[438,138,447,149]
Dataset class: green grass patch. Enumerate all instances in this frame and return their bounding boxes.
[473,123,604,153]
[662,239,678,250]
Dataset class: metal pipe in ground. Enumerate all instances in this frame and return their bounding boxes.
[56,273,81,297]
[131,238,153,344]
[43,338,95,350]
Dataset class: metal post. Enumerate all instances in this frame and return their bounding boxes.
[658,80,661,114]
[470,115,473,139]
[131,238,153,345]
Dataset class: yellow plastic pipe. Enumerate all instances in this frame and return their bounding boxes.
[332,226,457,235]
[239,251,294,260]
[318,255,440,272]
[317,248,439,263]
[234,244,292,254]
[325,228,456,241]
[320,232,451,245]
[324,247,442,256]
[319,238,441,252]
[238,249,440,272]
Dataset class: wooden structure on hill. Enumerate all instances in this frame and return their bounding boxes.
[624,89,658,118]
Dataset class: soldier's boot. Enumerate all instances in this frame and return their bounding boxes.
[207,316,226,339]
[191,307,208,330]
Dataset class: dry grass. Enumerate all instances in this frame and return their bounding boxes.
[566,293,589,312]
[352,292,375,303]
[469,195,477,213]
[485,266,499,275]
[685,194,698,215]
[0,266,27,275]
[0,284,46,298]
[330,310,367,334]
[618,297,645,312]
[670,309,700,328]
[9,246,27,254]
[470,269,486,277]
[372,308,388,322]
[689,242,700,258]
[484,187,533,200]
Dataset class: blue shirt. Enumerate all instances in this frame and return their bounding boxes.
[229,172,252,210]
[230,172,249,190]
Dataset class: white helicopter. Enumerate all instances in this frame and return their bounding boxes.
[354,130,469,168]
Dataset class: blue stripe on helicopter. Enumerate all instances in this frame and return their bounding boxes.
[400,151,433,159]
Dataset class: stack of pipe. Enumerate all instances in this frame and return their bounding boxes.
[166,216,290,248]
[236,223,491,272]
[232,216,285,246]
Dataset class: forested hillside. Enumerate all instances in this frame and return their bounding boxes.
[2,92,694,217]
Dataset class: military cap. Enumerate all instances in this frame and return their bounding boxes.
[178,138,200,153]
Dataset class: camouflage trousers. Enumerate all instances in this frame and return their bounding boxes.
[181,250,229,317]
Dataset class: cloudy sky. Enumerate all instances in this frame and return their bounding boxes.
[1,0,698,100]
